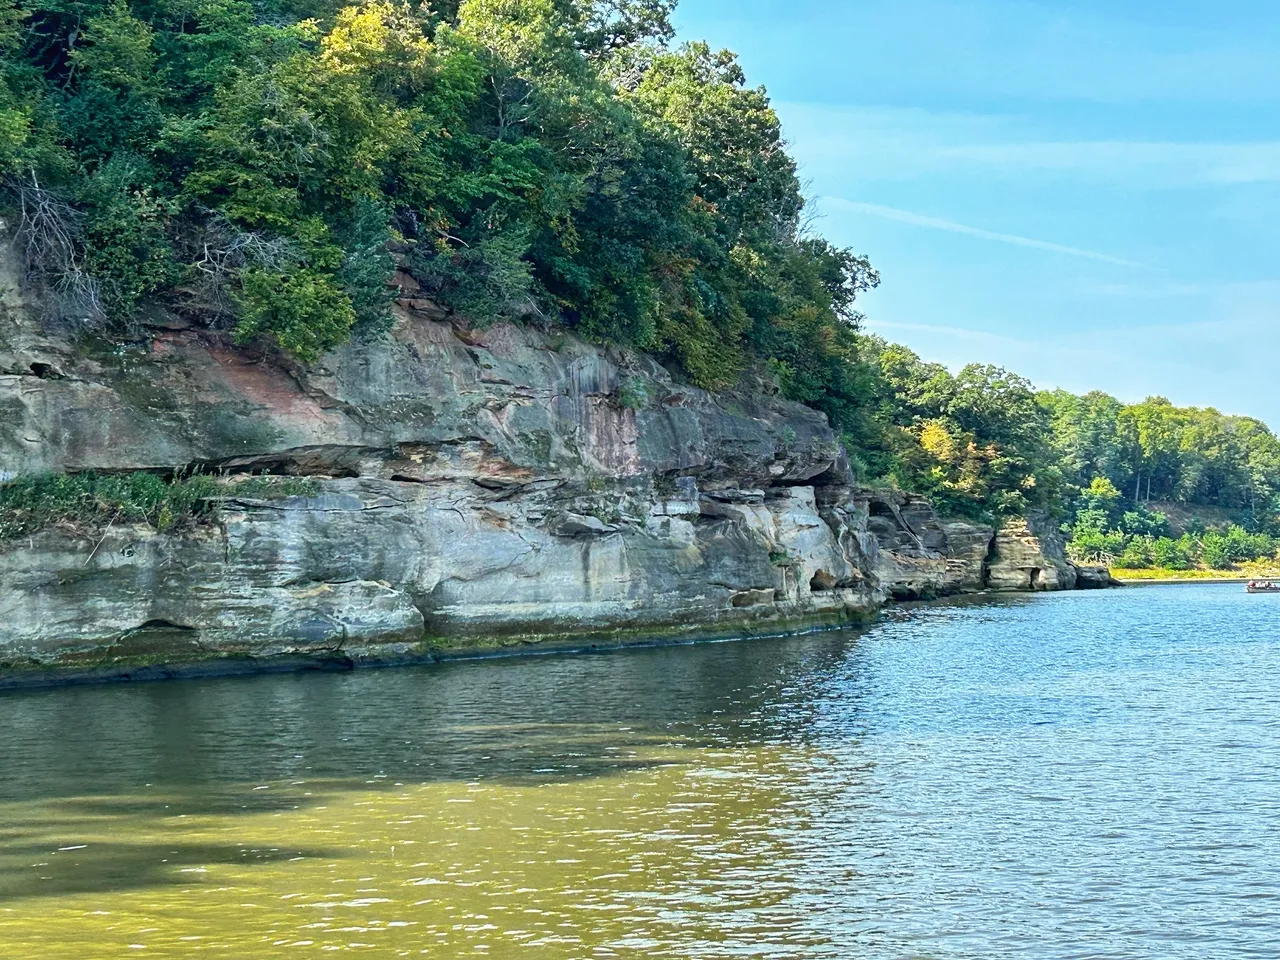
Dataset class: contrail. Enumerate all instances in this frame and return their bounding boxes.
[822,198,1145,268]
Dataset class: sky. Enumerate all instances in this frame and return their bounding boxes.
[671,0,1280,425]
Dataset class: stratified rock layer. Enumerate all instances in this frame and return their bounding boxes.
[0,247,1103,681]
[987,514,1077,591]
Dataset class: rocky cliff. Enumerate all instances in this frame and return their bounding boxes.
[0,252,1104,683]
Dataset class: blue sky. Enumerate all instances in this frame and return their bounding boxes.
[672,0,1280,425]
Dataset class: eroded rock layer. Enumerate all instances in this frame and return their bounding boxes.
[0,256,1102,681]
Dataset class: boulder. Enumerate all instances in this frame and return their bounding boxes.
[1075,565,1122,589]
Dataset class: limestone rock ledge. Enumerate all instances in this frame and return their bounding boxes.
[0,256,1109,682]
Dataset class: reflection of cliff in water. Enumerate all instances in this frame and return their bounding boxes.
[0,626,886,807]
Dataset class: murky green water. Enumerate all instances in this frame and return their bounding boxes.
[3,584,1280,958]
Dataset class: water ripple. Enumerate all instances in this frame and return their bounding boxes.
[0,584,1278,957]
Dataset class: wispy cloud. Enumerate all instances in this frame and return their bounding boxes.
[822,198,1145,267]
[781,104,1280,189]
[1076,281,1214,300]
[935,141,1280,185]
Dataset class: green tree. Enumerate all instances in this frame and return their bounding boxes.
[1117,536,1153,569]
[1200,531,1233,570]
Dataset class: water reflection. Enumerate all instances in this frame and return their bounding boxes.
[2,586,1280,957]
[0,628,862,802]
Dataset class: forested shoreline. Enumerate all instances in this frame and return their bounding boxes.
[856,338,1280,569]
[3,0,1279,569]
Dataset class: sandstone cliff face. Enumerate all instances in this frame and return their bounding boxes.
[0,248,1098,680]
[860,489,992,599]
[987,513,1077,591]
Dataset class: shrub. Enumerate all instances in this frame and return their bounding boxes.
[233,268,357,362]
[412,230,540,327]
[1117,536,1153,569]
[0,472,318,541]
[0,471,218,540]
[1150,536,1192,570]
[1070,527,1126,563]
[1072,507,1112,536]
[1120,508,1169,539]
[617,374,650,411]
[1078,477,1122,523]
[1222,524,1275,563]
[338,198,396,333]
[1200,532,1233,570]
[77,156,181,319]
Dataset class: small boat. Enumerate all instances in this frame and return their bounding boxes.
[1246,580,1280,593]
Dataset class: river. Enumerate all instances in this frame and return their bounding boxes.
[1,583,1279,958]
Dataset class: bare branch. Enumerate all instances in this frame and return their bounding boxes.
[10,173,104,324]
[175,213,300,321]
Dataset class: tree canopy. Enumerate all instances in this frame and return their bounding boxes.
[856,337,1280,547]
[1,0,875,406]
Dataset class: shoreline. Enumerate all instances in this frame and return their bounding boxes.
[0,616,876,693]
[1117,576,1249,585]
[0,589,1036,694]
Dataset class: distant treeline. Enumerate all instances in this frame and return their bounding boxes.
[854,336,1280,561]
[3,0,1276,555]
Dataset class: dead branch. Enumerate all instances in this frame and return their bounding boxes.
[11,173,104,324]
[176,214,300,320]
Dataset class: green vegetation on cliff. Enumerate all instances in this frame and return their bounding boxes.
[0,471,315,540]
[1,0,874,402]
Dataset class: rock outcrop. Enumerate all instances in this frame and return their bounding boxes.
[857,488,993,599]
[1074,564,1122,589]
[987,513,1077,591]
[0,244,1110,682]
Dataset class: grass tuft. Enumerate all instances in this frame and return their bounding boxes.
[0,472,318,542]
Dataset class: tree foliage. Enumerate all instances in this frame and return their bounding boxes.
[3,0,874,398]
[853,336,1280,530]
